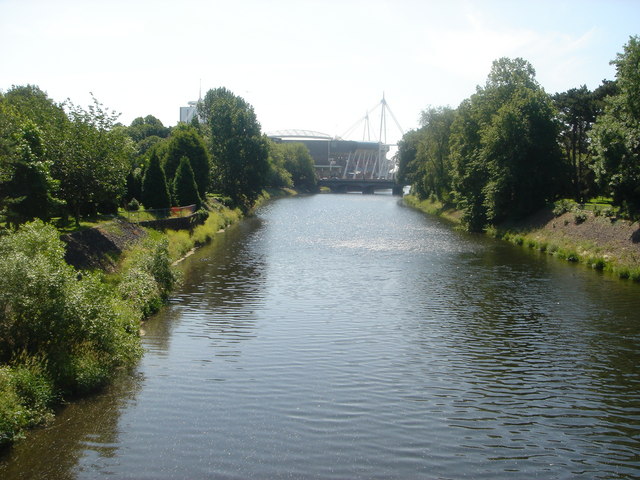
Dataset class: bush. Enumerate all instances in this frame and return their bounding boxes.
[574,211,587,224]
[127,198,141,211]
[553,199,574,216]
[0,221,142,416]
[117,236,177,317]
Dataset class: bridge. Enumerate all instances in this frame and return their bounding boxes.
[318,178,404,195]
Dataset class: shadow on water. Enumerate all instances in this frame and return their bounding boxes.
[0,371,141,480]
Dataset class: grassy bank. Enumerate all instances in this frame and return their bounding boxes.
[403,195,640,282]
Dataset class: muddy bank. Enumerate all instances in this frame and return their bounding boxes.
[61,220,147,271]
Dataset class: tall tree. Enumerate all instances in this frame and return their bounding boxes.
[198,87,270,211]
[172,157,201,209]
[396,128,425,191]
[141,151,171,210]
[3,121,63,226]
[553,86,597,201]
[266,141,293,189]
[162,125,210,198]
[415,106,455,202]
[591,36,640,216]
[450,98,488,231]
[480,87,561,223]
[2,85,68,180]
[55,96,132,221]
[449,57,562,230]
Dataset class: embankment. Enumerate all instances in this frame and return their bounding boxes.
[404,195,640,281]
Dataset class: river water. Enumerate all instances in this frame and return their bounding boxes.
[1,193,639,479]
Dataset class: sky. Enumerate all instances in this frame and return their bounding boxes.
[1,0,639,145]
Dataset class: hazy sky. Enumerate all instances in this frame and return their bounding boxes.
[1,0,638,144]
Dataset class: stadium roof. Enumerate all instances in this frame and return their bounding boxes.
[267,129,333,140]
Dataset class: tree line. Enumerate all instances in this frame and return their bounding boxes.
[398,36,640,231]
[0,86,318,229]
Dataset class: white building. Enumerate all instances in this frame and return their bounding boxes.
[179,101,198,123]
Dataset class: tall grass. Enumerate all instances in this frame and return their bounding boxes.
[166,207,242,263]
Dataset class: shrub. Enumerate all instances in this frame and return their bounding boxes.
[574,211,587,224]
[117,236,177,317]
[127,198,140,211]
[553,199,574,216]
[0,220,142,396]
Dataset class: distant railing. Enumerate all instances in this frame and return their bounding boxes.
[126,204,197,223]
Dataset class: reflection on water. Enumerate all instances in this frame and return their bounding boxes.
[1,193,639,479]
[0,372,141,479]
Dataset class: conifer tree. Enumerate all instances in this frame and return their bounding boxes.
[172,156,201,209]
[141,151,171,210]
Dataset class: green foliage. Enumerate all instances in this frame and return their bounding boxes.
[3,120,64,226]
[172,157,202,209]
[267,141,317,191]
[590,36,640,218]
[117,236,176,317]
[396,128,424,187]
[449,98,488,231]
[415,106,455,202]
[552,199,575,216]
[480,87,562,223]
[552,85,599,201]
[574,211,587,224]
[126,197,140,211]
[266,141,293,189]
[126,115,170,142]
[446,57,562,230]
[141,151,171,210]
[0,221,142,395]
[199,87,270,211]
[55,96,133,221]
[162,125,210,198]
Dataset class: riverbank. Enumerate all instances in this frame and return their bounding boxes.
[403,195,640,282]
[0,189,299,449]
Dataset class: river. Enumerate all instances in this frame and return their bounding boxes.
[1,193,639,479]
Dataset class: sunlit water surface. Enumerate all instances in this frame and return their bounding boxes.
[2,193,639,479]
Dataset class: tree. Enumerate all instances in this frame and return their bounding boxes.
[266,141,293,189]
[1,85,68,184]
[172,157,202,209]
[449,57,562,230]
[162,125,210,198]
[198,87,270,211]
[415,106,455,202]
[141,151,171,210]
[591,36,640,217]
[553,86,597,201]
[3,121,63,226]
[127,115,170,142]
[480,87,561,223]
[396,128,425,190]
[54,96,133,221]
[450,98,488,231]
[285,143,317,191]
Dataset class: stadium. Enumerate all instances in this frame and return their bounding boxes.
[267,130,394,180]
